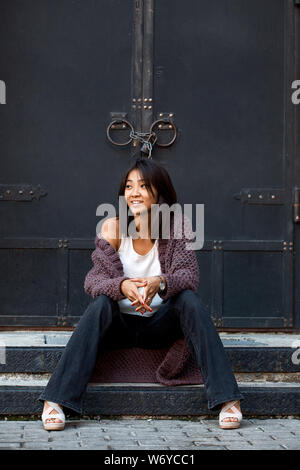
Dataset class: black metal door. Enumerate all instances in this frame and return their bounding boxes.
[152,0,299,329]
[0,0,299,330]
[0,0,134,327]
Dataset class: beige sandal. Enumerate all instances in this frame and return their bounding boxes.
[219,400,242,429]
[42,401,65,431]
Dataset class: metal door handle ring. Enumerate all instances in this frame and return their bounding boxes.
[150,120,177,147]
[106,119,134,146]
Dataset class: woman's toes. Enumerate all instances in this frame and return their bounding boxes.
[43,403,63,424]
[46,418,62,423]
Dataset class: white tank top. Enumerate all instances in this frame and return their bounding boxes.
[117,236,163,317]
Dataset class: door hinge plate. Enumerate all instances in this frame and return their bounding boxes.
[0,184,47,201]
[233,188,286,205]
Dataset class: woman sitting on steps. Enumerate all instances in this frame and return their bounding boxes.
[39,156,244,430]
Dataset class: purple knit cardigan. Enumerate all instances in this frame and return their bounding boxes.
[84,213,199,301]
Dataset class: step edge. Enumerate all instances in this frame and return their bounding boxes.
[0,381,299,388]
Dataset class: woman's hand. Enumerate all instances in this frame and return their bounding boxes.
[120,278,152,313]
[130,276,160,313]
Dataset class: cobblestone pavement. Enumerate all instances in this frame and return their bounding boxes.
[0,417,300,450]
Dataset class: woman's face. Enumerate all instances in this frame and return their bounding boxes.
[124,169,158,216]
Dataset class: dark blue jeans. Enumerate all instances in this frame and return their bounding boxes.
[38,289,244,414]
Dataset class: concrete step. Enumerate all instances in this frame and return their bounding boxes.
[0,332,299,416]
[0,331,300,373]
[0,378,299,416]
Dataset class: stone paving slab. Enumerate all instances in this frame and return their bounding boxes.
[0,442,21,449]
[0,417,299,450]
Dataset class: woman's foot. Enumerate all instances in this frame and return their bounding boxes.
[43,401,64,424]
[219,400,242,429]
[221,401,241,423]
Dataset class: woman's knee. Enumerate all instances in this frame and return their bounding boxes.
[175,289,200,304]
[91,294,114,307]
[85,294,115,319]
[175,290,210,318]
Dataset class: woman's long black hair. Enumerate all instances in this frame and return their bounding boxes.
[116,156,178,239]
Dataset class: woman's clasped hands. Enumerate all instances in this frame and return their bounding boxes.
[120,276,161,314]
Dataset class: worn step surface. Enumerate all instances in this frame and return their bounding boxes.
[1,331,300,373]
[0,379,300,416]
